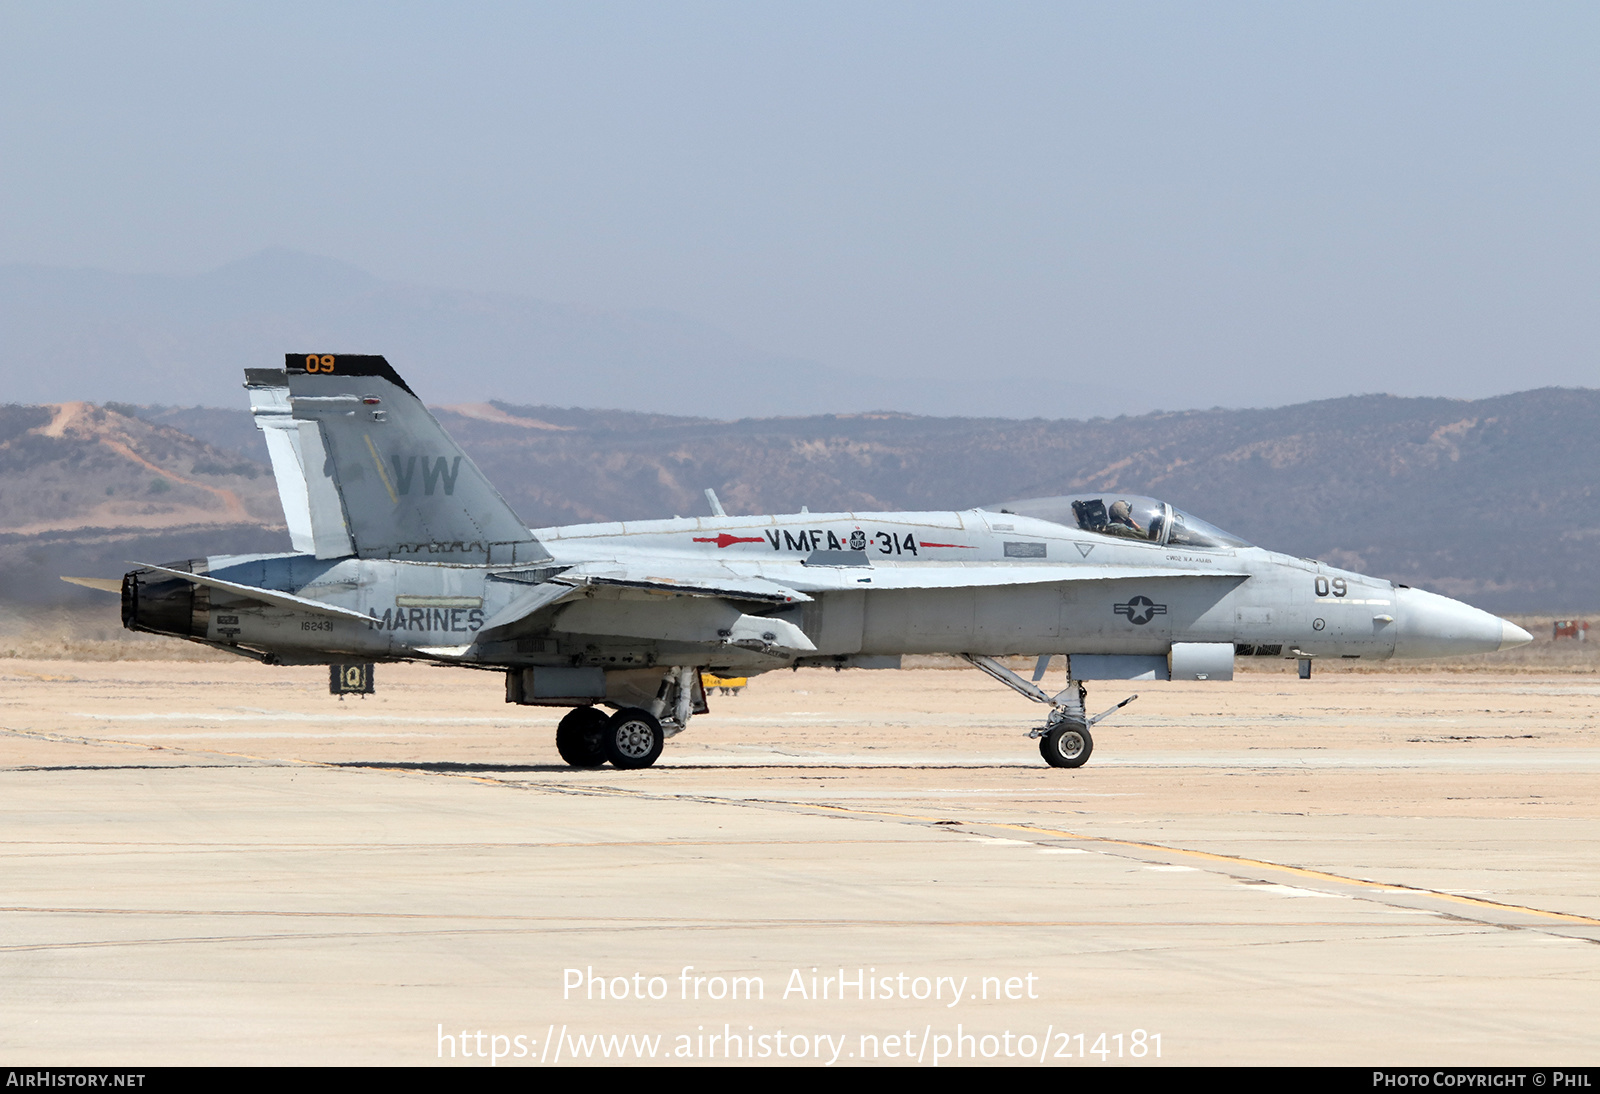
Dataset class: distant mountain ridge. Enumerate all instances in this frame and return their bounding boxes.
[0,400,286,609]
[5,385,1595,613]
[34,385,1590,615]
[449,388,1600,615]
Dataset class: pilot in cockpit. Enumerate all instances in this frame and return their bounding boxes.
[1106,499,1144,538]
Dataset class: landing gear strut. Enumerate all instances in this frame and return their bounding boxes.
[960,654,1136,769]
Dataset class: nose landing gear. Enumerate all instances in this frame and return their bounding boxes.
[961,654,1136,768]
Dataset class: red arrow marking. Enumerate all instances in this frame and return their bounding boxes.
[921,542,976,548]
[693,534,767,548]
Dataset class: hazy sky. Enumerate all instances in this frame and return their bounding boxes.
[3,2,1596,415]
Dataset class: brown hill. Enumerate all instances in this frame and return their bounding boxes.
[0,402,282,533]
[425,389,1600,614]
[13,387,1600,615]
[0,403,285,607]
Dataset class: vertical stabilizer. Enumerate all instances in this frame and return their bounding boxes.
[283,354,547,564]
[247,368,354,558]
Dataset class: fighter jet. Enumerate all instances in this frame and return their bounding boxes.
[98,354,1532,770]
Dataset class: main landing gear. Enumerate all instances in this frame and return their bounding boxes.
[602,707,665,769]
[554,667,698,770]
[556,705,668,769]
[960,654,1136,769]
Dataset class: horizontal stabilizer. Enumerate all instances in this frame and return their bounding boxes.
[61,576,122,593]
[129,562,374,624]
[414,645,474,660]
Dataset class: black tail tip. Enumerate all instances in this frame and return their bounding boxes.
[286,353,414,396]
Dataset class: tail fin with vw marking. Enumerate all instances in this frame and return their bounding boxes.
[279,353,548,564]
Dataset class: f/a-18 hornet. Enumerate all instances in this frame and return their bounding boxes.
[99,355,1532,770]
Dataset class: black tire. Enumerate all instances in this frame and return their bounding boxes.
[603,707,664,770]
[556,706,609,768]
[1040,724,1092,768]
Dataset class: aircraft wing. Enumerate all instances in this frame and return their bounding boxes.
[560,569,811,603]
[479,564,811,635]
[478,580,583,633]
[474,558,1241,652]
[480,559,1242,634]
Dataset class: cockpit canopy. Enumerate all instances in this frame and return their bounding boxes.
[989,494,1253,550]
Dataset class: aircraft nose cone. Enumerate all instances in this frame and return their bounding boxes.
[1499,619,1533,651]
[1391,586,1528,658]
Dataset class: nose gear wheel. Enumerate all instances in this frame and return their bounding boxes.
[1040,724,1092,768]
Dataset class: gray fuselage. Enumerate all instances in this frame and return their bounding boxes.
[129,508,1519,673]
